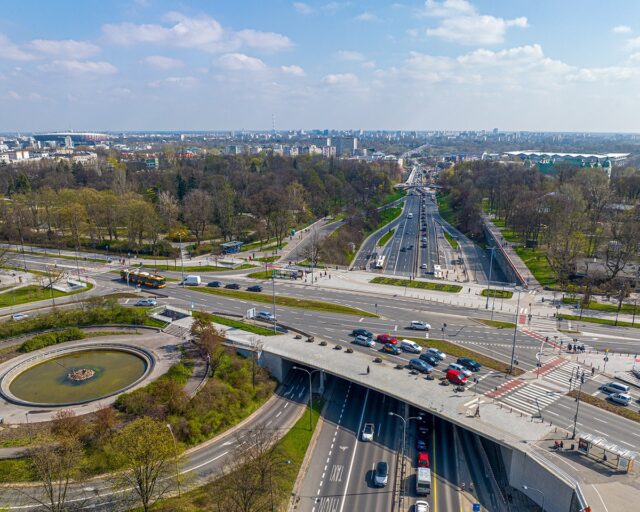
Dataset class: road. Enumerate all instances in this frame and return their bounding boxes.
[419,192,440,275]
[382,193,421,277]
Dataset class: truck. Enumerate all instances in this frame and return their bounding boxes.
[416,467,431,495]
[182,275,201,286]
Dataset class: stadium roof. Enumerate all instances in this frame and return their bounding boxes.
[505,150,629,160]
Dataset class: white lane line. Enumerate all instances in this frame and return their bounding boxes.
[338,388,369,512]
[182,450,228,474]
[591,485,610,512]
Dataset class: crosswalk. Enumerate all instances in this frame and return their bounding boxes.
[314,497,339,512]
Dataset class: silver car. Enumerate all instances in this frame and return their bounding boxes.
[609,393,632,406]
[354,335,375,348]
[447,363,471,378]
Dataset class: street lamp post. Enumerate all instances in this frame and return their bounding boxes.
[572,370,585,440]
[271,269,277,333]
[485,246,495,309]
[166,424,181,497]
[522,485,545,512]
[293,366,321,431]
[388,412,419,511]
[509,286,523,375]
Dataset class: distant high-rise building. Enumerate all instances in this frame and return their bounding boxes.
[335,136,358,156]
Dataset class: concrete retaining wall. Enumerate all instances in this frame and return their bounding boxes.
[481,223,526,287]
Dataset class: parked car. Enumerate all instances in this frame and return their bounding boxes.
[426,348,446,361]
[362,423,375,441]
[11,313,28,321]
[373,462,389,487]
[352,328,373,338]
[409,358,433,374]
[446,369,468,385]
[447,363,472,378]
[415,501,430,512]
[421,263,428,269]
[255,311,276,321]
[354,335,375,348]
[416,438,427,451]
[135,298,157,307]
[400,339,422,353]
[224,283,241,289]
[457,357,481,372]
[382,343,401,355]
[376,334,398,345]
[609,393,632,406]
[247,285,263,292]
[207,280,222,287]
[417,452,430,468]
[600,382,630,394]
[410,320,431,331]
[419,353,439,367]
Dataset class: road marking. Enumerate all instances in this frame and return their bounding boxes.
[182,450,228,474]
[591,485,610,512]
[359,317,364,323]
[338,388,369,512]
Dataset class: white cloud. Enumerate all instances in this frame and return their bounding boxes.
[337,50,364,61]
[355,12,378,22]
[142,55,184,69]
[422,0,475,17]
[612,25,632,34]
[0,34,36,61]
[148,76,199,88]
[406,28,420,38]
[39,60,117,75]
[626,36,640,51]
[217,53,267,71]
[427,14,528,45]
[236,29,293,52]
[7,90,21,100]
[281,65,305,76]
[29,39,100,58]
[111,87,134,98]
[362,61,376,69]
[322,73,359,86]
[293,2,314,15]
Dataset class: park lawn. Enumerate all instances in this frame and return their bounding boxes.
[376,206,402,228]
[193,311,280,336]
[480,289,513,299]
[436,192,457,227]
[377,228,395,247]
[567,389,640,423]
[370,276,462,293]
[408,337,525,376]
[189,286,377,317]
[7,248,107,263]
[513,246,557,287]
[559,314,640,329]
[247,270,274,279]
[141,263,255,272]
[254,256,279,263]
[443,231,459,249]
[562,298,640,315]
[376,189,406,207]
[476,319,516,329]
[242,238,287,252]
[0,282,93,308]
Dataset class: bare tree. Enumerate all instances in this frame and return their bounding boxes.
[183,189,212,246]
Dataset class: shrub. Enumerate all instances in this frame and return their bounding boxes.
[19,328,86,353]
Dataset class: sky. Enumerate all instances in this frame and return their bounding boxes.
[2,0,640,132]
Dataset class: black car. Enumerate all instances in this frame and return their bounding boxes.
[352,328,373,338]
[225,283,241,290]
[419,353,439,367]
[373,461,388,487]
[457,357,481,372]
[207,281,222,287]
[247,285,263,292]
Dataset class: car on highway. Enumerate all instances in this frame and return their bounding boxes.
[421,263,428,269]
[352,328,373,338]
[11,313,29,321]
[381,343,401,355]
[416,438,427,451]
[446,369,468,385]
[417,452,430,468]
[362,423,375,441]
[600,382,630,394]
[410,320,431,331]
[421,243,427,248]
[373,461,389,487]
[447,363,471,378]
[246,285,263,292]
[376,334,398,345]
[426,348,446,361]
[419,353,439,367]
[609,393,632,406]
[409,358,433,374]
[224,283,241,289]
[255,311,276,321]
[354,335,375,348]
[135,298,157,307]
[415,500,430,512]
[207,280,222,287]
[457,357,481,372]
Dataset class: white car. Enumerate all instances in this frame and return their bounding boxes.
[415,501,430,512]
[256,311,276,321]
[362,423,374,441]
[11,313,29,321]
[609,393,632,406]
[447,363,472,378]
[135,298,157,307]
[410,320,431,331]
[426,348,446,361]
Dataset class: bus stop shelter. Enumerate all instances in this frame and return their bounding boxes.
[221,241,243,254]
[577,433,637,472]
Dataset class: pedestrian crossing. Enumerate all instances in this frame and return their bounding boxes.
[499,382,562,416]
[329,464,344,482]
[314,497,340,512]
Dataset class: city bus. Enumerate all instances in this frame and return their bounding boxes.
[120,268,167,288]
[374,255,386,269]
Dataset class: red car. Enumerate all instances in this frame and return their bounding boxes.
[376,334,398,345]
[418,452,430,468]
[446,369,467,385]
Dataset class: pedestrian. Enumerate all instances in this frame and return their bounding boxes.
[367,365,370,375]
[591,367,595,377]
[560,440,564,449]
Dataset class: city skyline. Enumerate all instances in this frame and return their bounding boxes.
[2,0,640,132]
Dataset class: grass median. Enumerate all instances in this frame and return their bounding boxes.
[475,318,516,329]
[377,228,395,247]
[370,276,462,293]
[407,337,525,376]
[189,286,377,317]
[480,289,513,299]
[567,389,640,423]
[559,314,640,329]
[193,311,280,336]
[0,282,94,308]
[562,298,640,315]
[141,263,255,272]
[443,231,459,249]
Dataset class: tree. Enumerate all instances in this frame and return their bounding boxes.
[108,417,179,512]
[604,209,640,283]
[191,317,229,378]
[157,191,180,230]
[183,189,211,245]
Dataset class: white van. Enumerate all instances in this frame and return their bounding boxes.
[182,275,201,286]
[400,339,422,354]
[601,382,630,394]
[410,320,431,331]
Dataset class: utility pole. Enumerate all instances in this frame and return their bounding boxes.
[509,286,523,375]
[572,371,585,439]
[271,269,277,333]
[485,246,495,309]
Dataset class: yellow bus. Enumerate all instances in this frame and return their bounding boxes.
[120,269,166,288]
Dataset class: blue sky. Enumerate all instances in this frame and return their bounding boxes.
[2,0,640,132]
